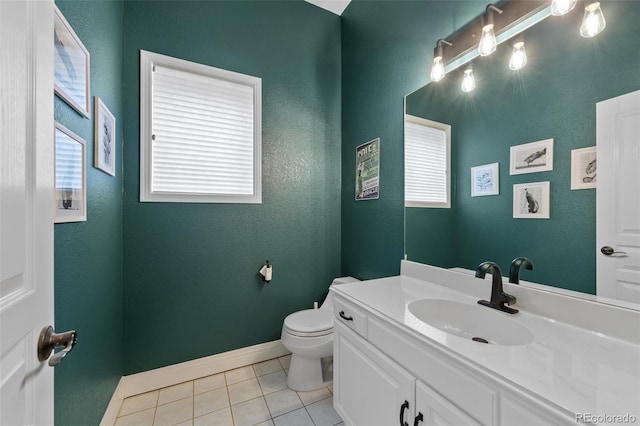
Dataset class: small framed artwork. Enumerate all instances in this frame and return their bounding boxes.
[54,123,87,223]
[510,138,553,175]
[355,138,380,200]
[571,146,596,190]
[94,97,116,176]
[471,162,499,197]
[54,5,91,118]
[513,181,550,219]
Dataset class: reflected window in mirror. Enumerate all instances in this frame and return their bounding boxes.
[404,115,451,208]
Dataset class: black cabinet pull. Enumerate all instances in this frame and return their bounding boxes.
[339,310,353,321]
[414,412,424,426]
[399,400,410,426]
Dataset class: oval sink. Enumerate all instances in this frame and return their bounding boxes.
[407,299,534,346]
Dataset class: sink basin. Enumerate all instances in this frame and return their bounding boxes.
[407,299,534,346]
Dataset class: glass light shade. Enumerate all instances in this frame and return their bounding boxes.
[550,0,577,16]
[430,56,445,82]
[509,41,527,71]
[478,25,497,56]
[461,69,476,93]
[580,2,606,38]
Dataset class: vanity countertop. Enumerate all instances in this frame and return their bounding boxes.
[332,263,640,421]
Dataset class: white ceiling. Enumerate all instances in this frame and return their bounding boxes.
[304,0,352,16]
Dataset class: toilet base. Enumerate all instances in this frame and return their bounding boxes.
[287,355,333,392]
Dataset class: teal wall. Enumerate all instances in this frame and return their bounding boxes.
[121,1,342,374]
[53,1,124,425]
[404,1,640,294]
[341,1,482,278]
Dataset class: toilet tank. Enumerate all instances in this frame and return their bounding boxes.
[320,276,360,311]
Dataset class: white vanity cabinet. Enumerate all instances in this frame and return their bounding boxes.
[333,294,573,426]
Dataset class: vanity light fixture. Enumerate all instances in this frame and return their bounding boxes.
[461,65,476,93]
[550,0,577,16]
[430,39,453,82]
[580,2,606,38]
[509,35,528,71]
[478,4,503,57]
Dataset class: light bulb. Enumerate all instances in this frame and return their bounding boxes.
[478,24,497,56]
[580,2,606,38]
[430,56,445,82]
[550,0,577,16]
[461,68,476,93]
[509,41,527,71]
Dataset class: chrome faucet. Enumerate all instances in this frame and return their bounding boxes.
[476,261,518,314]
[509,257,533,284]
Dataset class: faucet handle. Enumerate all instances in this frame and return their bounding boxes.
[502,292,516,306]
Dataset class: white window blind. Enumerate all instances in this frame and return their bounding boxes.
[140,50,262,203]
[404,115,451,208]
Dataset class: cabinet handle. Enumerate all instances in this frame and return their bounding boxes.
[414,412,424,426]
[339,310,353,321]
[399,400,410,426]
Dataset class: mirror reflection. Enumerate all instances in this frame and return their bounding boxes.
[404,1,639,305]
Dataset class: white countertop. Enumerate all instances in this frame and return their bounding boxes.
[332,265,640,421]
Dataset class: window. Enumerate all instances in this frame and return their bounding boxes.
[140,50,262,203]
[404,115,451,208]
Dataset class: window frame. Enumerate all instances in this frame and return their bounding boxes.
[404,114,451,209]
[139,50,262,204]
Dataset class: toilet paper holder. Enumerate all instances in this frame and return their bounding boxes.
[259,260,272,283]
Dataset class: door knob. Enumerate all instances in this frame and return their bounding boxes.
[37,326,77,366]
[600,246,627,257]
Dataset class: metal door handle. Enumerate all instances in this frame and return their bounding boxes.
[37,326,77,366]
[601,246,627,257]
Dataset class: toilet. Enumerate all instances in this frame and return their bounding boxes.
[281,276,360,392]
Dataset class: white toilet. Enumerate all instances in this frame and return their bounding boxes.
[281,276,360,391]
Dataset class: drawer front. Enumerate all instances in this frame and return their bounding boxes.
[368,317,497,425]
[334,296,368,338]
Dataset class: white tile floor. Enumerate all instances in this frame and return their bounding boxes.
[114,355,344,426]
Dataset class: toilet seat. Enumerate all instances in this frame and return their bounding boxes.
[284,309,333,337]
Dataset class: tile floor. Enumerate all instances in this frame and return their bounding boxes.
[114,355,344,426]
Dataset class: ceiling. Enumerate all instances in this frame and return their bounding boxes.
[304,0,352,15]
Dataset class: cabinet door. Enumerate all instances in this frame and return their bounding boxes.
[334,323,416,426]
[414,381,480,426]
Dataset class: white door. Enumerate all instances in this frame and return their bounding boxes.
[596,90,640,303]
[0,0,55,424]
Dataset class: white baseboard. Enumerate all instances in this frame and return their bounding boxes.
[100,377,125,426]
[101,339,289,424]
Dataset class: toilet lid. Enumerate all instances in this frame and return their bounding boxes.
[284,309,333,334]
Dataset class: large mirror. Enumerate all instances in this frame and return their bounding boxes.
[404,1,639,306]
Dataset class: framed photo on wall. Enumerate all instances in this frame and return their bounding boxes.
[54,122,87,223]
[513,181,550,219]
[471,162,499,197]
[54,5,91,118]
[94,97,116,176]
[509,139,553,175]
[355,138,380,200]
[571,146,596,190]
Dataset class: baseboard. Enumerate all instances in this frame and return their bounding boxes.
[120,339,289,398]
[100,339,289,424]
[100,377,125,426]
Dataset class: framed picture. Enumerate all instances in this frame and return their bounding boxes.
[54,6,90,118]
[355,138,380,200]
[513,181,550,219]
[509,138,553,175]
[571,146,596,190]
[54,123,86,223]
[94,97,116,176]
[471,162,499,197]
